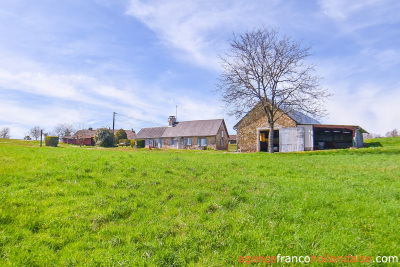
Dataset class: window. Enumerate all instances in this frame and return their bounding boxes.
[185,138,192,145]
[148,139,153,146]
[221,131,224,137]
[170,139,176,146]
[157,138,162,148]
[220,138,223,146]
[198,137,207,146]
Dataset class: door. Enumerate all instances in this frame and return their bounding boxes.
[177,137,183,149]
[157,138,162,148]
[279,127,305,152]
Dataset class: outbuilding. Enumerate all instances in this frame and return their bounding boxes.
[234,104,367,152]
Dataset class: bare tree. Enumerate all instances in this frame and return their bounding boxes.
[0,127,10,139]
[385,129,398,137]
[53,124,76,138]
[29,126,42,140]
[217,28,330,152]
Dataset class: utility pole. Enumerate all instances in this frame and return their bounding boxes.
[112,112,116,146]
[40,129,43,147]
[176,105,178,120]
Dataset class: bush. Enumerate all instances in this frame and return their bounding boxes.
[115,129,127,144]
[94,128,114,147]
[119,139,131,146]
[130,140,136,148]
[45,136,59,147]
[130,140,144,148]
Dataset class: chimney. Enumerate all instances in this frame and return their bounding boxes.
[168,116,177,127]
[132,129,135,133]
[89,127,93,131]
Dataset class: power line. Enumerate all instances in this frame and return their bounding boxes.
[115,112,164,127]
[114,118,142,128]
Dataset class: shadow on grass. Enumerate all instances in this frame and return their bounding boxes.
[364,142,383,148]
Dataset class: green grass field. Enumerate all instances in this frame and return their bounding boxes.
[0,138,399,266]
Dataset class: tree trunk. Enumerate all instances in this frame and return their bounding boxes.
[268,123,274,153]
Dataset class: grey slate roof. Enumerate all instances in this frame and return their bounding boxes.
[135,119,225,139]
[288,110,320,125]
[135,127,168,139]
[234,102,321,128]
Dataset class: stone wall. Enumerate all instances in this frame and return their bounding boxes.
[146,135,228,150]
[141,121,229,151]
[237,105,296,152]
[215,122,230,150]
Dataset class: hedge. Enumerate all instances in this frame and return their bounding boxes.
[119,139,131,146]
[131,139,144,148]
[45,136,59,147]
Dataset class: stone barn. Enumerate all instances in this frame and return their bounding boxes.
[234,103,367,152]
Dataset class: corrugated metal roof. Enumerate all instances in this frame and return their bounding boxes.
[135,119,225,139]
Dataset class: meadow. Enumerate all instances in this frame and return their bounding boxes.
[0,138,399,266]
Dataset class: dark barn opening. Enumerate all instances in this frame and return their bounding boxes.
[313,126,354,150]
[260,130,279,152]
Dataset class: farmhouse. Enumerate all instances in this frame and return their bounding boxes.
[234,103,367,152]
[62,128,137,146]
[135,116,230,150]
[228,135,237,144]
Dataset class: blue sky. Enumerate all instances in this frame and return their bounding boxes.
[1,0,399,138]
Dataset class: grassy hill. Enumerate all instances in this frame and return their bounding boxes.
[0,138,399,265]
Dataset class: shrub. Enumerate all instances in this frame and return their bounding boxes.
[130,140,136,148]
[115,129,127,144]
[119,139,131,146]
[45,136,59,147]
[135,140,144,148]
[94,128,114,147]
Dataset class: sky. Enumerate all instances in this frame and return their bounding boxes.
[1,0,399,138]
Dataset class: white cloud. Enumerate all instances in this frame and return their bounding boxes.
[318,54,400,135]
[318,0,400,33]
[325,84,400,134]
[0,54,232,137]
[125,0,273,69]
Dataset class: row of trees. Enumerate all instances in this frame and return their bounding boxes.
[21,124,77,140]
[364,128,399,139]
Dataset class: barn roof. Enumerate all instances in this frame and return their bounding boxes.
[126,130,137,140]
[135,119,227,139]
[287,110,320,125]
[233,103,320,129]
[70,129,137,139]
[72,129,96,139]
[229,135,237,141]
